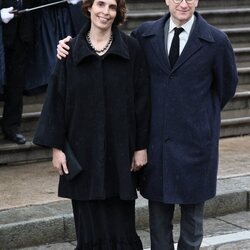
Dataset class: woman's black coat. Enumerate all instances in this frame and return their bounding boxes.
[33,24,150,201]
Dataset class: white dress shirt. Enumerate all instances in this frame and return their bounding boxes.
[167,15,195,56]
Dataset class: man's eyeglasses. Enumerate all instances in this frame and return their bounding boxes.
[172,0,195,4]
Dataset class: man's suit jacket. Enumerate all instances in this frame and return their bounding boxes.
[1,0,34,47]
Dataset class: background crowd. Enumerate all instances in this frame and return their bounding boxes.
[0,0,86,144]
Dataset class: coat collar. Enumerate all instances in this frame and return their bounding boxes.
[141,12,214,43]
[140,12,215,73]
[72,21,130,65]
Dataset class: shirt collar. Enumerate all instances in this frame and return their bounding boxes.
[169,15,195,35]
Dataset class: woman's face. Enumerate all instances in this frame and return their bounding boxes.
[88,0,117,31]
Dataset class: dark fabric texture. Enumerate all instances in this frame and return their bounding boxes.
[69,2,87,35]
[2,36,31,133]
[149,201,204,250]
[132,12,238,204]
[72,199,143,250]
[178,203,204,250]
[25,1,84,92]
[33,23,150,200]
[0,0,34,130]
[0,3,5,94]
[1,0,34,47]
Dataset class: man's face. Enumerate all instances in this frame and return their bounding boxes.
[165,0,199,26]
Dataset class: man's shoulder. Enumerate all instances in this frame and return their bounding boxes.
[196,12,229,43]
[136,20,158,30]
[133,15,167,36]
[118,29,143,55]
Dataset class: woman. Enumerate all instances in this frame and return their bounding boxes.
[33,0,150,249]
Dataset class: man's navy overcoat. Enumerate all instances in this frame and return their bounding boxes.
[132,12,238,204]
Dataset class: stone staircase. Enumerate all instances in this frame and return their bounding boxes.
[0,0,250,165]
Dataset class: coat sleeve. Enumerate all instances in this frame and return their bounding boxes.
[213,35,238,110]
[33,60,67,150]
[133,42,151,150]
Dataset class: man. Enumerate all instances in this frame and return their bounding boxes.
[57,0,238,249]
[0,0,35,144]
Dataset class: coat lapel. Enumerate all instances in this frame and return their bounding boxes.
[173,12,215,71]
[141,15,172,74]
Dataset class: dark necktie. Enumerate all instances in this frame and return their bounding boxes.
[169,27,184,68]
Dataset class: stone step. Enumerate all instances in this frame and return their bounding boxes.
[223,27,250,47]
[221,91,250,137]
[0,90,249,136]
[127,2,165,11]
[0,67,249,113]
[198,0,250,9]
[221,117,250,137]
[126,0,250,11]
[122,25,249,48]
[0,111,40,134]
[200,8,250,28]
[238,67,250,86]
[16,229,250,250]
[0,172,249,248]
[224,91,250,112]
[0,111,249,165]
[234,47,250,64]
[0,93,44,113]
[0,136,51,165]
[122,8,250,33]
[222,106,250,120]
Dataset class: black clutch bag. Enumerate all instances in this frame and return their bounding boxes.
[63,140,82,181]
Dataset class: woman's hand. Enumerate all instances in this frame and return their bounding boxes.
[57,36,72,59]
[131,149,148,172]
[52,148,69,175]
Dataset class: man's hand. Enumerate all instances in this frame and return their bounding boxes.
[0,7,14,24]
[67,0,82,4]
[57,36,72,59]
[52,148,69,175]
[131,149,148,172]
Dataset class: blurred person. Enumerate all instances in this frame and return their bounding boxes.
[0,0,35,144]
[33,0,150,249]
[0,2,5,95]
[25,0,87,93]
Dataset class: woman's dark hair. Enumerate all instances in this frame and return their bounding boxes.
[82,0,127,26]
